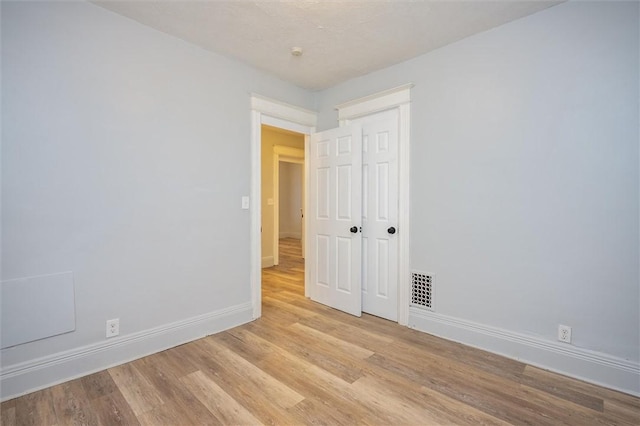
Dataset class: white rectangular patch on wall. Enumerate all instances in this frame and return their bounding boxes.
[1,271,76,349]
[411,271,434,311]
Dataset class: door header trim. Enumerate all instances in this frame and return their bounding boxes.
[335,84,414,121]
[251,94,317,127]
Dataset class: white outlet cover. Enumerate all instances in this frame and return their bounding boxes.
[558,324,572,343]
[106,319,120,338]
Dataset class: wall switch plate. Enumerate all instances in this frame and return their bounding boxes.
[241,196,250,209]
[558,324,571,343]
[106,319,119,338]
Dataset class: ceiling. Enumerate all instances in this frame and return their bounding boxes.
[93,0,562,91]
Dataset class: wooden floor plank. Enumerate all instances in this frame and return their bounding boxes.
[180,337,303,425]
[14,388,57,426]
[287,397,367,426]
[91,391,141,426]
[349,375,450,425]
[50,379,100,426]
[365,351,560,426]
[515,384,627,426]
[80,369,120,401]
[131,354,219,424]
[604,400,640,425]
[523,365,640,411]
[136,399,212,426]
[245,318,367,384]
[215,329,276,364]
[289,322,375,359]
[351,353,511,425]
[4,238,639,426]
[201,346,305,409]
[0,399,17,426]
[180,370,262,425]
[254,351,377,424]
[108,363,164,416]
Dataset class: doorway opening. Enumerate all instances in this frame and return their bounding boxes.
[250,87,411,324]
[277,161,304,261]
[260,125,306,306]
[249,96,316,319]
[260,125,305,268]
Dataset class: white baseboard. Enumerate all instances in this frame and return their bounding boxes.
[262,256,274,268]
[409,308,640,397]
[279,232,301,239]
[0,302,253,401]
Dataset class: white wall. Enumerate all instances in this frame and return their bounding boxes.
[279,162,303,239]
[1,0,313,399]
[317,1,639,392]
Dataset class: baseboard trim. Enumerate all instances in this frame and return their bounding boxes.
[262,256,274,268]
[409,308,640,397]
[0,302,253,401]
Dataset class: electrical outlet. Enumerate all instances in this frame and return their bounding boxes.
[106,319,119,338]
[558,324,571,343]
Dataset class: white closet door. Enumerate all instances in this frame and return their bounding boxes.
[307,124,363,316]
[362,117,399,321]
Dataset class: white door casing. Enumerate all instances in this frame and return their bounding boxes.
[250,95,317,319]
[307,124,363,316]
[361,115,399,321]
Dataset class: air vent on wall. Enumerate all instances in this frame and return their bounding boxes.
[411,271,434,311]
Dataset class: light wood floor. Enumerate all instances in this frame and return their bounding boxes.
[2,238,639,425]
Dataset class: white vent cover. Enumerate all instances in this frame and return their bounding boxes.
[411,271,434,310]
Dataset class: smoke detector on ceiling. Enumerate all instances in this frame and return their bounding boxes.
[291,47,303,57]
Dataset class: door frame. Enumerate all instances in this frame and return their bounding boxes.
[250,85,412,325]
[335,84,413,326]
[273,145,305,265]
[250,95,316,319]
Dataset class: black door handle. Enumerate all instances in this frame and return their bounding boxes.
[350,226,358,233]
[387,226,396,234]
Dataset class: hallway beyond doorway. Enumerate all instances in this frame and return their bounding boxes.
[262,238,303,298]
